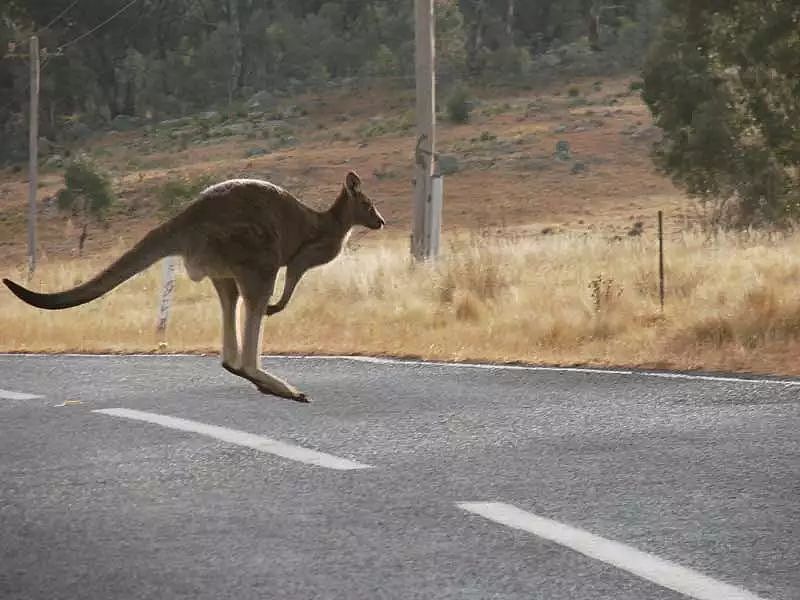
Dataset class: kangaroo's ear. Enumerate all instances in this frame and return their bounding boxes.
[345,170,361,195]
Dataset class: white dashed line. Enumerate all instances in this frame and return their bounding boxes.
[93,408,372,471]
[0,388,42,400]
[458,502,770,600]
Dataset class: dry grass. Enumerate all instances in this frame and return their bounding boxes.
[3,229,800,376]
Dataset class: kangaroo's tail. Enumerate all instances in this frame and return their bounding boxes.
[3,222,181,310]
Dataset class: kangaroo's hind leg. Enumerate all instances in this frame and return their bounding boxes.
[237,270,309,403]
[211,278,242,376]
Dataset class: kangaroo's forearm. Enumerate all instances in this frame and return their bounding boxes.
[266,268,304,315]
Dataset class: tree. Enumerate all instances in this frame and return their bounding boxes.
[642,0,800,226]
[56,156,115,250]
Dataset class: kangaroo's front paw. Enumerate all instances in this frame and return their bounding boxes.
[265,304,281,316]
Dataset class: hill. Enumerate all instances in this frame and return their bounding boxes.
[0,74,687,265]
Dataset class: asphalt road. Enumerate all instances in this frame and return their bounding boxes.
[0,354,798,600]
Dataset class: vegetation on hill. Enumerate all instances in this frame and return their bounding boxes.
[4,1,797,227]
[1,1,659,158]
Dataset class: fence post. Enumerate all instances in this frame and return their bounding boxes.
[658,210,664,311]
[156,256,177,339]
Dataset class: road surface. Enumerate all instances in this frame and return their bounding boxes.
[1,354,798,600]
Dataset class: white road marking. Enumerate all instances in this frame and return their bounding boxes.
[93,408,372,471]
[0,388,42,400]
[458,502,770,600]
[313,355,800,387]
[4,353,800,387]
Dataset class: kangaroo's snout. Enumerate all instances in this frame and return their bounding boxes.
[370,207,386,229]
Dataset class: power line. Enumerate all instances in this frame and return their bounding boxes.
[37,0,80,35]
[57,0,139,51]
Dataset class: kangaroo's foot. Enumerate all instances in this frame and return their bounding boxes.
[222,362,308,402]
[235,273,308,403]
[242,367,310,403]
[257,384,309,403]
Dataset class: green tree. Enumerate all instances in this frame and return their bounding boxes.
[56,156,115,248]
[642,0,800,226]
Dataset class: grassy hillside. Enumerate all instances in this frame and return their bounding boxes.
[0,75,686,263]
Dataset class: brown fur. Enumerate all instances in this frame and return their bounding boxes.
[3,170,385,402]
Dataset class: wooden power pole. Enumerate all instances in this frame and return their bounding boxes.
[27,35,40,277]
[412,0,440,260]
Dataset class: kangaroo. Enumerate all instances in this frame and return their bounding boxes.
[2,170,385,403]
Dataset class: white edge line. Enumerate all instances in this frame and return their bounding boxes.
[2,352,799,387]
[0,388,43,400]
[93,408,372,471]
[305,355,800,387]
[457,502,770,600]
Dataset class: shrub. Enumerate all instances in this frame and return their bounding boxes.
[629,79,644,92]
[588,274,624,313]
[484,45,532,80]
[158,175,213,216]
[446,84,472,124]
[56,157,114,218]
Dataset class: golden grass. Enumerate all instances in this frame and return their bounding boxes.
[2,230,800,376]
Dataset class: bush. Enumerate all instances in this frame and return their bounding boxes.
[357,112,414,139]
[483,45,532,80]
[446,84,472,124]
[365,44,401,77]
[56,157,114,217]
[588,274,624,313]
[158,175,213,216]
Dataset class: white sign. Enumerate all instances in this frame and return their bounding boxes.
[426,174,443,258]
[156,256,177,333]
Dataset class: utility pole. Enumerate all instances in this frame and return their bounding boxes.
[27,35,40,277]
[6,35,64,277]
[412,0,440,260]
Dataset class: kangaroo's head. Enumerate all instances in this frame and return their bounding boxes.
[344,171,385,230]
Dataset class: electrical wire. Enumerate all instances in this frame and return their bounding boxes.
[37,0,80,34]
[57,0,139,51]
